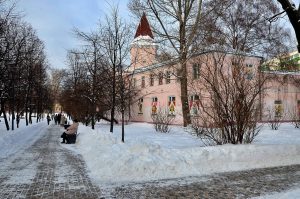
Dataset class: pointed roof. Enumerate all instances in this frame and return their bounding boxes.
[134,13,154,39]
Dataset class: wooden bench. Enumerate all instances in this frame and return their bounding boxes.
[66,132,77,144]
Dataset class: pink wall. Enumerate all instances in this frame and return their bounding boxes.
[130,70,183,124]
[130,51,264,125]
[261,73,300,121]
[130,40,300,125]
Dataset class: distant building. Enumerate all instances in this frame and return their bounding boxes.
[264,51,300,71]
[54,103,62,113]
[261,71,300,121]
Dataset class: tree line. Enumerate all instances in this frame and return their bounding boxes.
[0,1,52,131]
[58,7,137,142]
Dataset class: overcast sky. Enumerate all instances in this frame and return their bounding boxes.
[17,0,131,69]
[16,0,300,69]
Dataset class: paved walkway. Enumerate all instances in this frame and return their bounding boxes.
[0,125,101,199]
[106,164,300,198]
[0,124,299,198]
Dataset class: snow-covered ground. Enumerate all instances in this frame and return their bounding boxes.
[0,118,48,159]
[1,119,300,197]
[253,188,300,199]
[60,122,300,185]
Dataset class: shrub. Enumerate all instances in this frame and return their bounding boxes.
[151,109,175,133]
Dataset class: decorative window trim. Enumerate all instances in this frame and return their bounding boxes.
[274,100,283,118]
[138,98,143,114]
[152,97,158,115]
[189,95,200,116]
[168,96,176,115]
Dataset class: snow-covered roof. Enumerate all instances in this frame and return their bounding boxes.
[131,35,158,47]
[132,50,262,74]
[262,70,300,76]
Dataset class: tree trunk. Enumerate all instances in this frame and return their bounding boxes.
[180,56,191,127]
[1,103,9,130]
[277,0,300,52]
[92,108,95,130]
[16,115,20,128]
[110,64,116,133]
[29,110,32,124]
[11,111,15,130]
[3,112,9,131]
[25,110,28,126]
[121,110,125,143]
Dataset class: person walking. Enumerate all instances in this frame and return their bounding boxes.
[46,114,51,125]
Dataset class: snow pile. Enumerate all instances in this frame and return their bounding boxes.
[64,123,300,183]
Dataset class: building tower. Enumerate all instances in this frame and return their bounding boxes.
[130,13,158,69]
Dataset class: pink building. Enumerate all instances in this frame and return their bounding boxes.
[261,72,300,121]
[129,14,300,125]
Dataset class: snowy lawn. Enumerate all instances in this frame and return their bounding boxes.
[1,119,300,187]
[0,118,48,159]
[61,122,300,184]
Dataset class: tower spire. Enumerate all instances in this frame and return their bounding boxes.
[134,13,154,39]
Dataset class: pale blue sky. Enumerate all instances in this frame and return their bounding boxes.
[16,0,300,69]
[17,0,131,69]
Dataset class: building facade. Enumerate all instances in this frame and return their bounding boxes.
[129,14,300,125]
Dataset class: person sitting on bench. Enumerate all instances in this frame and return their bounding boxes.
[61,119,79,144]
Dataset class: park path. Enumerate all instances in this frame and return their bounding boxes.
[105,164,300,198]
[0,124,102,199]
[0,124,299,198]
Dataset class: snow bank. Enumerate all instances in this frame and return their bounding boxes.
[0,120,47,159]
[64,123,300,184]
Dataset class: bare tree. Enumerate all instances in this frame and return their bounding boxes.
[99,5,138,142]
[60,50,88,121]
[275,0,300,52]
[204,0,291,57]
[189,52,266,144]
[0,1,50,131]
[72,29,106,129]
[99,6,131,134]
[0,1,18,130]
[129,0,203,126]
